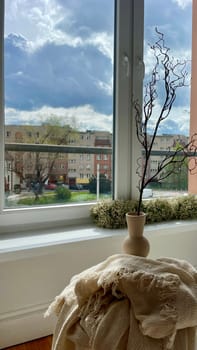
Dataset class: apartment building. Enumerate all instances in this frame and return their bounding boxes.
[94,135,112,180]
[149,134,188,179]
[5,125,112,190]
[5,124,188,192]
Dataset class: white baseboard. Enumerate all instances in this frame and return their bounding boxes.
[0,302,56,349]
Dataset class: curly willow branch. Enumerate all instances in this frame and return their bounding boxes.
[134,28,195,215]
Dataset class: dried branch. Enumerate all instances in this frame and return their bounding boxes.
[134,28,195,215]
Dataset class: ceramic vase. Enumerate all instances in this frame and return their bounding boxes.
[122,212,150,257]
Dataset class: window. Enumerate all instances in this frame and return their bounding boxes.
[3,0,114,210]
[143,0,192,195]
[0,0,143,230]
[1,0,193,232]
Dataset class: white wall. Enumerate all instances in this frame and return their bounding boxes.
[0,221,197,349]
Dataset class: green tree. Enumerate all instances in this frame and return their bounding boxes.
[162,155,188,190]
[89,174,111,194]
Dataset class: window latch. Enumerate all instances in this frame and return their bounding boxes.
[123,54,130,78]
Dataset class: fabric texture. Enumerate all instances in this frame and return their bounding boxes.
[45,254,197,350]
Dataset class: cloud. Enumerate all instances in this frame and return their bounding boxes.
[5,0,71,51]
[144,40,191,77]
[145,101,190,136]
[143,0,192,120]
[172,0,192,9]
[4,34,113,113]
[5,102,189,136]
[4,0,192,137]
[144,0,192,51]
[4,0,114,117]
[5,0,114,60]
[5,105,113,132]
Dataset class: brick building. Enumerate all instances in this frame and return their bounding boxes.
[5,125,112,190]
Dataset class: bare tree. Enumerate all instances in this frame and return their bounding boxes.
[27,118,78,199]
[6,117,78,199]
[134,28,197,215]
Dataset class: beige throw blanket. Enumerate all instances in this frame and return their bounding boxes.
[45,254,197,350]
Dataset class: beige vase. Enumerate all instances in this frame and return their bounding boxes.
[122,212,150,257]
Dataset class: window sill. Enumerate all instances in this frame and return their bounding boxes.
[0,224,122,261]
[0,219,196,262]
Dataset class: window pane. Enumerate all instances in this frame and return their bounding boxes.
[4,0,114,208]
[143,0,192,198]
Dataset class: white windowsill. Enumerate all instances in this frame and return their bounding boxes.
[0,225,119,252]
[0,224,122,261]
[0,219,196,262]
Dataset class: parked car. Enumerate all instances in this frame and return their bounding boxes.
[14,184,21,194]
[142,188,153,198]
[44,183,57,190]
[56,182,69,189]
[69,184,83,190]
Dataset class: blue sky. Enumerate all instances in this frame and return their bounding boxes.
[4,0,192,135]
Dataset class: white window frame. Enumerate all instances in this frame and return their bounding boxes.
[0,0,144,233]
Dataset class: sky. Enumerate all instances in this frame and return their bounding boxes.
[4,0,192,135]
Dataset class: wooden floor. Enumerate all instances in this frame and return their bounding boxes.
[4,336,53,350]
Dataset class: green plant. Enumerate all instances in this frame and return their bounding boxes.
[173,195,197,220]
[91,199,140,228]
[55,186,71,201]
[144,199,174,224]
[91,196,197,229]
[89,174,111,194]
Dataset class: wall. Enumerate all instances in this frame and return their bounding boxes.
[0,221,197,348]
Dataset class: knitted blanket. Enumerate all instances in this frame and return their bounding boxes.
[45,254,197,350]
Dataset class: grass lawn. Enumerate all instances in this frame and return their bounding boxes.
[9,190,111,207]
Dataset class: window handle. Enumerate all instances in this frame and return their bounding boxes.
[123,54,130,77]
[137,56,145,79]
